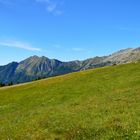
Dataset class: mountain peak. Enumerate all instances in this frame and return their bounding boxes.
[31,55,39,58]
[27,55,50,61]
[0,47,140,84]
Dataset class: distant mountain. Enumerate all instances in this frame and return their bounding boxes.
[103,47,140,64]
[0,47,140,84]
[0,62,18,84]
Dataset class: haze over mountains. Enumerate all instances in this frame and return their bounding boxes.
[0,47,140,84]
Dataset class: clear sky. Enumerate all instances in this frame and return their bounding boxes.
[0,0,140,65]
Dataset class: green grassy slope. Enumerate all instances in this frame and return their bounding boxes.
[0,62,140,140]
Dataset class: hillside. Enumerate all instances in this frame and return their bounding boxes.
[0,62,140,139]
[0,47,140,84]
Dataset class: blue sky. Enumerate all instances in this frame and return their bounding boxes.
[0,0,140,65]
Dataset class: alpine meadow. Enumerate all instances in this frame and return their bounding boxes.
[0,62,140,139]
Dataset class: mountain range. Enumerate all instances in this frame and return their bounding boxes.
[0,47,140,84]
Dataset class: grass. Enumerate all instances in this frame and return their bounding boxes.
[0,62,140,140]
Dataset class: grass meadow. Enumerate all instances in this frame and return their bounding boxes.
[0,62,140,140]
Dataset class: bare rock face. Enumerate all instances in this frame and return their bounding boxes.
[103,48,140,64]
[0,47,140,84]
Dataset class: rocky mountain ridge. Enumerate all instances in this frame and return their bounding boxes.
[0,47,140,84]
